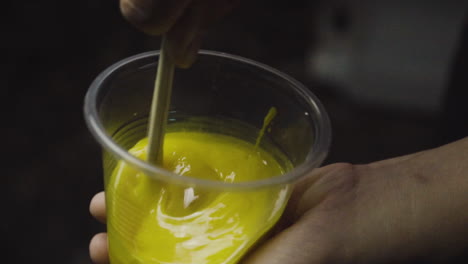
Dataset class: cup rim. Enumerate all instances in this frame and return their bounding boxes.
[84,50,331,190]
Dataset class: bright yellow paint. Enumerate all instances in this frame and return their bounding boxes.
[107,112,291,264]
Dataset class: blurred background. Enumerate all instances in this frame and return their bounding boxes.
[4,0,468,263]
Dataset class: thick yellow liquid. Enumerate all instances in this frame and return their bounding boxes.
[107,128,291,263]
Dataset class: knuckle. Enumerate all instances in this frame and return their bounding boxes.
[120,0,169,35]
[316,163,362,208]
[320,163,359,190]
[120,0,147,23]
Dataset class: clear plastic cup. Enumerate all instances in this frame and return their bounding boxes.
[84,51,331,264]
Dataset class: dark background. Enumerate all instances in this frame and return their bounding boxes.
[3,0,467,263]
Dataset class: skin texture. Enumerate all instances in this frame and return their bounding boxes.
[119,0,239,68]
[90,137,468,264]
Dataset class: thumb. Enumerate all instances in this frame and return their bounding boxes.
[242,163,359,264]
[242,218,336,264]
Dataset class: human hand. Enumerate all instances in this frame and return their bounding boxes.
[243,137,468,263]
[120,0,239,68]
[89,192,108,264]
[89,137,468,263]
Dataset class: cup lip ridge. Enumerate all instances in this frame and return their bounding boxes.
[84,50,331,190]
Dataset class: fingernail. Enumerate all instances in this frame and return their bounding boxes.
[120,0,152,24]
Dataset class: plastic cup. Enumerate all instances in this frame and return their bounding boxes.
[84,51,331,264]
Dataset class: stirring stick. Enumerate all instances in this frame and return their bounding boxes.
[147,36,175,165]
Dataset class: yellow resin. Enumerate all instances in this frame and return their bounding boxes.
[107,123,290,264]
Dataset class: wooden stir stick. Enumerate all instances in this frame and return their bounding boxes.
[147,36,175,165]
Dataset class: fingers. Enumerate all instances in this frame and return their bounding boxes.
[90,192,106,223]
[120,0,239,68]
[167,0,239,68]
[120,0,193,35]
[90,193,108,263]
[90,233,109,264]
